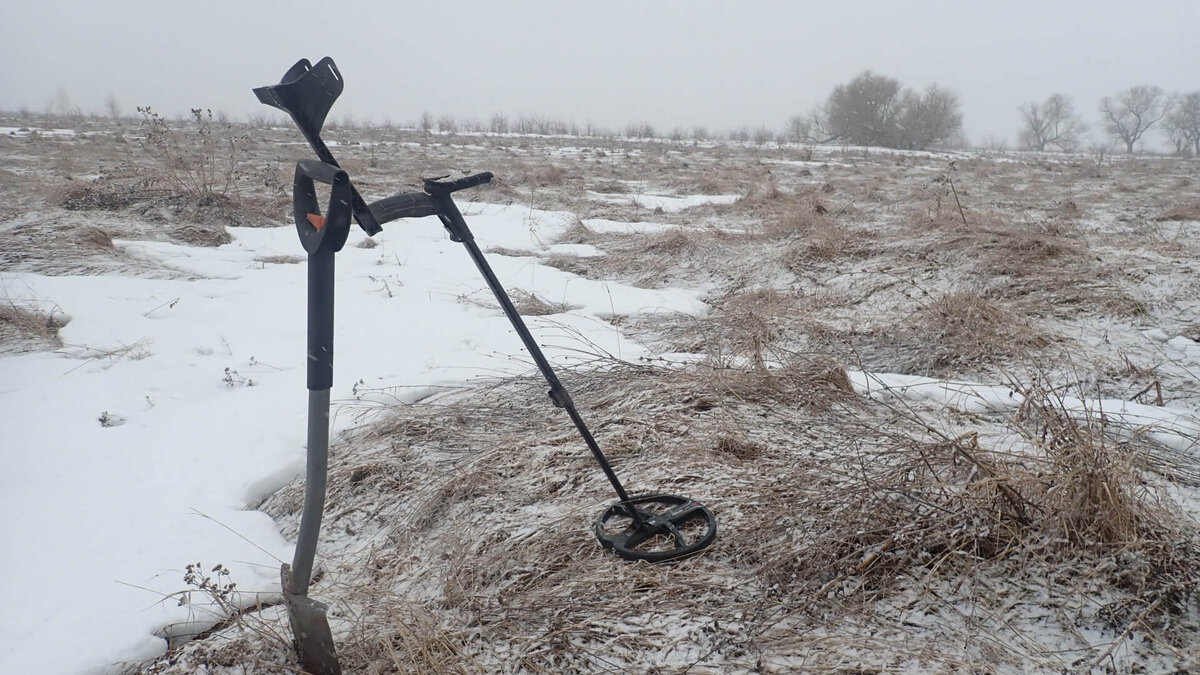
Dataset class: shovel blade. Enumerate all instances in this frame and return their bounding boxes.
[281,564,342,675]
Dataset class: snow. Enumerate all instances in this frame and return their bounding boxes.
[582,217,745,236]
[0,126,77,137]
[585,190,739,213]
[0,202,708,674]
[849,370,1200,454]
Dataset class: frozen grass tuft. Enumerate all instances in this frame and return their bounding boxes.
[508,289,572,316]
[0,301,66,353]
[891,291,1052,375]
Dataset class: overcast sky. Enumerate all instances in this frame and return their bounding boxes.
[1,0,1196,145]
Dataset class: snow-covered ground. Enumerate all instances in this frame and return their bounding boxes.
[586,189,739,213]
[850,370,1200,455]
[3,115,1199,672]
[0,203,708,674]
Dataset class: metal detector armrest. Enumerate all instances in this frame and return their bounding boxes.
[367,191,439,224]
[255,57,381,237]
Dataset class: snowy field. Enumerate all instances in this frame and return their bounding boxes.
[2,117,1199,673]
[0,202,708,673]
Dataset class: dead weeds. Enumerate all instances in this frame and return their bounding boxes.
[890,291,1052,375]
[157,358,1200,673]
[0,301,66,353]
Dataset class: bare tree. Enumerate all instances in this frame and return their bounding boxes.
[980,135,1009,152]
[436,114,458,134]
[1018,94,1087,152]
[822,71,962,149]
[898,84,962,149]
[752,126,775,145]
[784,115,809,144]
[785,109,838,144]
[1163,92,1200,157]
[826,71,906,146]
[105,94,123,120]
[47,88,81,119]
[1099,85,1167,153]
[727,126,751,142]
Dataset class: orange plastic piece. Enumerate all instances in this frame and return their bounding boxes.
[306,213,326,230]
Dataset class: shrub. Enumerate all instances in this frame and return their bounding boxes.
[137,106,246,199]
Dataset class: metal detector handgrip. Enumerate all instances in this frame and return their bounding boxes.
[367,191,439,223]
[424,171,494,195]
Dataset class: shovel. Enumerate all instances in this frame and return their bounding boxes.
[279,158,352,675]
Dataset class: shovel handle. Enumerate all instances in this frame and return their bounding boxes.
[293,160,352,256]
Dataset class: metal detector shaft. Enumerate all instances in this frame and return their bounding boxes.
[430,194,638,511]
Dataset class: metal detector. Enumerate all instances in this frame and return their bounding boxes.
[255,57,716,674]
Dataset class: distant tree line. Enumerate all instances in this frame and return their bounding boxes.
[779,72,1198,156]
[1017,86,1198,156]
[15,74,1200,157]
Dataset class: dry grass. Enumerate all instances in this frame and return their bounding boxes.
[149,359,1200,673]
[643,228,696,254]
[510,289,572,316]
[521,164,569,187]
[457,289,572,317]
[915,214,1150,320]
[778,218,875,269]
[168,222,232,247]
[12,117,1200,673]
[1155,199,1200,222]
[58,183,139,211]
[544,225,749,290]
[77,225,116,250]
[725,182,831,226]
[0,301,66,353]
[254,254,304,265]
[889,291,1052,375]
[591,180,629,194]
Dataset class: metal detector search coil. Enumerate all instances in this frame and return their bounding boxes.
[595,494,718,562]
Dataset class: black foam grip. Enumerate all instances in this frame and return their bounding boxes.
[424,171,494,195]
[368,192,439,223]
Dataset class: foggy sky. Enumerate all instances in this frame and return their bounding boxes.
[1,0,1196,146]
